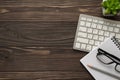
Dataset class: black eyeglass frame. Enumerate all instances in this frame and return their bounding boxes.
[96,48,120,73]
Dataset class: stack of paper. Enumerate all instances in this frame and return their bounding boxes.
[80,37,120,80]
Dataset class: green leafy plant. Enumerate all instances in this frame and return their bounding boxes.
[102,0,120,15]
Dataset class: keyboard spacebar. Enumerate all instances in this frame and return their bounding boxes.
[77,38,89,43]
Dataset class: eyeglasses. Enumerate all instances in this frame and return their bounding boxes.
[96,48,120,73]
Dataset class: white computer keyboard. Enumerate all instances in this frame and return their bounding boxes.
[73,14,120,52]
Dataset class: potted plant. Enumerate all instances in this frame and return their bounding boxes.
[102,0,120,16]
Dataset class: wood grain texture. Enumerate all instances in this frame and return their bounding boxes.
[0,0,119,80]
[0,21,76,46]
[0,0,102,21]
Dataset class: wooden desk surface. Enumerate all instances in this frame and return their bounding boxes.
[0,0,120,80]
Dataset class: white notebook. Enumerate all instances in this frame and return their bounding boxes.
[80,36,120,80]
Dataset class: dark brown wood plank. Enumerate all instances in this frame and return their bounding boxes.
[0,21,76,46]
[0,71,92,80]
[1,0,119,80]
[0,47,85,71]
[0,0,104,21]
[0,0,101,7]
[0,0,119,21]
[0,47,92,80]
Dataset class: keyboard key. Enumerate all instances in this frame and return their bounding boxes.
[116,34,120,38]
[89,40,94,45]
[95,41,100,46]
[103,25,108,30]
[80,21,85,26]
[93,35,98,40]
[108,27,113,31]
[93,19,98,23]
[97,24,102,29]
[81,44,86,49]
[99,30,104,35]
[88,34,93,39]
[98,20,104,24]
[87,28,93,33]
[114,28,119,32]
[79,27,87,32]
[78,32,87,37]
[87,18,92,21]
[117,24,120,27]
[104,31,109,36]
[93,29,98,34]
[86,22,91,27]
[92,46,97,50]
[111,23,116,26]
[91,23,97,28]
[76,38,89,43]
[86,45,92,51]
[110,33,115,36]
[99,36,104,41]
[81,17,86,20]
[75,43,81,48]
[104,22,110,25]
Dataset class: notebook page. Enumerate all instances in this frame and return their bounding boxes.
[80,37,120,80]
[99,37,120,59]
